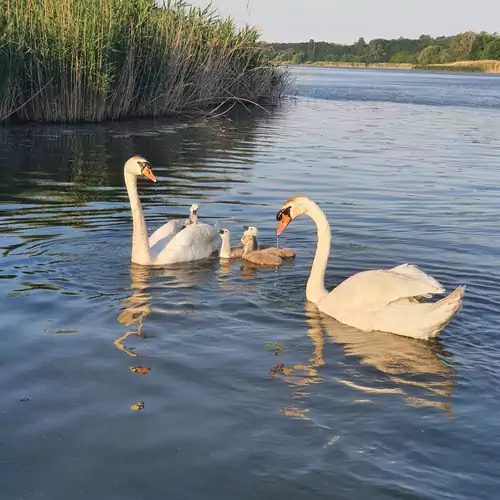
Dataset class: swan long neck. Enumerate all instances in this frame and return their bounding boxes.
[304,199,330,303]
[125,171,152,265]
[219,234,230,259]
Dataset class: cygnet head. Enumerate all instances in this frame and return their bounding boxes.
[189,203,199,224]
[241,233,255,255]
[243,225,259,237]
[219,228,230,241]
[124,156,158,183]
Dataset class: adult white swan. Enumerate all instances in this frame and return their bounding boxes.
[276,196,465,339]
[125,156,218,265]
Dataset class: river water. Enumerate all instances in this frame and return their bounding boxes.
[1,67,499,499]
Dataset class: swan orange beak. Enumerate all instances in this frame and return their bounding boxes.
[276,206,292,236]
[142,166,158,183]
[277,214,291,236]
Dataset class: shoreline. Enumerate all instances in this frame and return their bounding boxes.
[277,60,500,74]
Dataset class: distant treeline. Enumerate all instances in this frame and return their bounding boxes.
[268,32,500,64]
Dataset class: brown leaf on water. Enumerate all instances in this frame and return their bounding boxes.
[270,363,285,376]
[130,402,145,411]
[280,407,310,420]
[129,366,151,374]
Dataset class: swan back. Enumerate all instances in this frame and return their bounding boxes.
[154,222,219,265]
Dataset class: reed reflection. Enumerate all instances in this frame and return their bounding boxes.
[277,302,456,418]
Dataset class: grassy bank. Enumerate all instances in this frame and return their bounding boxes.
[306,61,414,70]
[279,60,500,73]
[0,0,289,123]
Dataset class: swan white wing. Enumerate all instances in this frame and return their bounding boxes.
[148,219,184,248]
[323,264,445,312]
[153,223,219,265]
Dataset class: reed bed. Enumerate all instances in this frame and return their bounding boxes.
[0,0,289,123]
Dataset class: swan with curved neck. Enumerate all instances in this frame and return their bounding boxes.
[276,196,465,339]
[125,156,218,265]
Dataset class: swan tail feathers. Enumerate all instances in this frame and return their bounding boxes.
[425,285,466,338]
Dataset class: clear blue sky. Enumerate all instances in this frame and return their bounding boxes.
[185,0,500,43]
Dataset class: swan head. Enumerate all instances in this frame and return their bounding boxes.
[190,204,199,215]
[124,156,158,183]
[276,196,310,235]
[242,225,259,237]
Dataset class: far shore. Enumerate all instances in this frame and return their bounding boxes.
[277,60,500,74]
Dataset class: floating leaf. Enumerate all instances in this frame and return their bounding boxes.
[327,436,340,446]
[129,366,151,374]
[270,363,285,376]
[280,407,310,420]
[130,402,145,411]
[265,342,286,356]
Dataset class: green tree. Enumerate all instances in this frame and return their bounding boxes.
[364,40,386,63]
[470,33,488,60]
[292,51,306,64]
[483,37,500,59]
[418,45,442,64]
[450,31,477,60]
[439,49,455,63]
[307,39,316,61]
[355,37,366,57]
[389,51,417,63]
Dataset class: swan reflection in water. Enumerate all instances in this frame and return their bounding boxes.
[116,261,455,417]
[115,261,217,356]
[217,258,294,281]
[117,257,274,356]
[278,302,456,419]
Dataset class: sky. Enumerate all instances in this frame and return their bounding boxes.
[185,0,500,43]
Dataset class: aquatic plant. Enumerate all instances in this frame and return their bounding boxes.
[0,0,289,122]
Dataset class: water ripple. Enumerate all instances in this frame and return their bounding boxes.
[1,71,500,499]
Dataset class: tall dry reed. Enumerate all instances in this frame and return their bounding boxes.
[0,0,289,122]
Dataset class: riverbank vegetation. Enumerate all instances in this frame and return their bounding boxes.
[0,0,289,123]
[287,60,500,74]
[269,31,500,69]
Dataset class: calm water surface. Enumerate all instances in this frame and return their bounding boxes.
[1,67,500,499]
